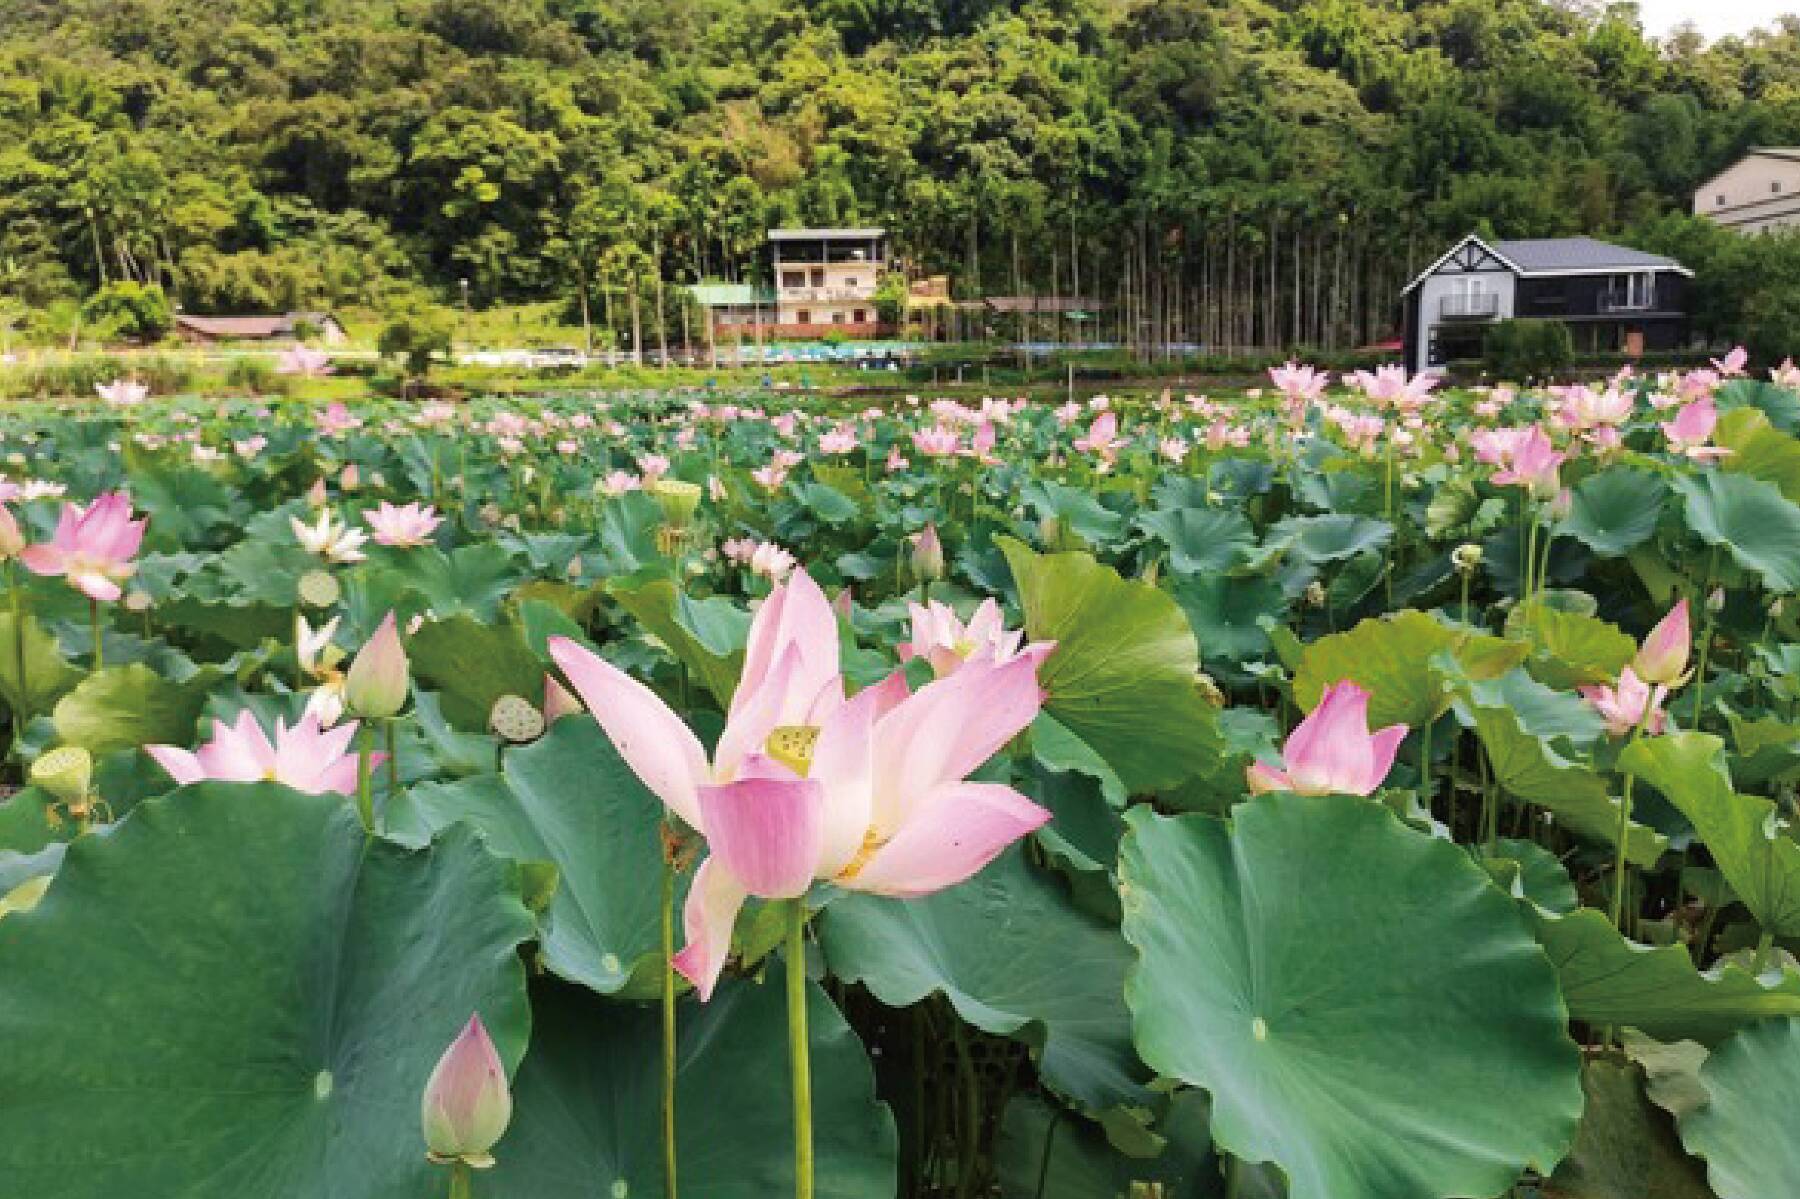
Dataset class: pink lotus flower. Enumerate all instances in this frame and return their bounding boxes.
[277,346,333,377]
[548,571,1052,1000]
[1661,398,1731,462]
[1490,425,1565,497]
[96,379,148,407]
[421,1014,512,1168]
[1246,681,1406,797]
[1580,667,1668,738]
[20,491,146,602]
[1351,365,1437,411]
[366,501,443,548]
[146,709,373,795]
[1073,411,1123,461]
[899,598,1054,680]
[1773,359,1800,391]
[1269,362,1330,404]
[317,402,362,435]
[912,426,960,457]
[1713,346,1749,378]
[0,504,23,560]
[1633,600,1691,687]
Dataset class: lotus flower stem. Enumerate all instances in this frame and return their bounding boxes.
[89,598,102,671]
[661,849,679,1199]
[447,1161,472,1199]
[951,1012,981,1199]
[9,565,26,750]
[1608,774,1637,934]
[1752,931,1775,974]
[356,724,375,833]
[385,719,399,811]
[786,899,814,1199]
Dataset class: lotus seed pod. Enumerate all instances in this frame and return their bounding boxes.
[123,588,153,613]
[490,695,545,743]
[297,570,342,608]
[30,746,93,807]
[1451,543,1484,573]
[650,478,703,529]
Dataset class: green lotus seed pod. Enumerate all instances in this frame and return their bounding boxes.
[489,695,545,744]
[30,746,93,806]
[297,570,342,608]
[650,478,703,529]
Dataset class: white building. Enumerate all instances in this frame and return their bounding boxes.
[769,228,889,335]
[1694,149,1800,234]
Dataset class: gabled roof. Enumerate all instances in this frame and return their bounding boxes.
[174,311,342,339]
[1693,148,1800,193]
[767,228,886,241]
[1402,234,1690,294]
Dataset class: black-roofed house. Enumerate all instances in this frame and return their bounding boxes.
[1401,235,1690,375]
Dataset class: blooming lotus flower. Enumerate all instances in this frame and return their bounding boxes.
[1490,425,1565,497]
[20,492,146,602]
[1351,365,1437,411]
[1073,411,1123,461]
[1581,667,1668,738]
[1713,346,1749,378]
[1773,359,1800,391]
[548,571,1053,1000]
[277,345,333,377]
[146,709,373,795]
[1633,600,1691,687]
[421,1015,512,1168]
[1246,681,1407,797]
[912,426,960,457]
[96,379,148,407]
[318,402,362,435]
[900,598,1053,680]
[292,509,368,564]
[366,501,443,548]
[1661,399,1731,462]
[1269,362,1330,404]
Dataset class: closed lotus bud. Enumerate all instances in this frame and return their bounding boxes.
[422,1014,512,1168]
[1633,599,1691,686]
[0,505,22,560]
[307,478,329,508]
[30,746,92,807]
[344,612,409,718]
[911,523,945,582]
[339,464,360,491]
[1452,543,1483,574]
[651,478,703,529]
[543,675,581,725]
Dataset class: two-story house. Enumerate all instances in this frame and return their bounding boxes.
[1695,149,1800,234]
[770,228,889,336]
[1401,235,1690,375]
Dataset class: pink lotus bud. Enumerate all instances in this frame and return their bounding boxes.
[344,612,410,718]
[1246,681,1407,797]
[421,1014,512,1167]
[0,504,22,560]
[543,674,581,724]
[307,478,328,508]
[1633,600,1691,686]
[340,464,360,491]
[911,523,945,582]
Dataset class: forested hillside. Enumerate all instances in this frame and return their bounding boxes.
[3,0,1800,349]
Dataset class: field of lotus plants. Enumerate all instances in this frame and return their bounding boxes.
[5,353,1800,1199]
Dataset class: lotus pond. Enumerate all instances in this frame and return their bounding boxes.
[4,363,1800,1199]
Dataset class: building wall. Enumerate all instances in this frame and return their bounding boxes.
[1695,156,1800,233]
[774,300,881,328]
[774,260,881,306]
[1410,270,1516,373]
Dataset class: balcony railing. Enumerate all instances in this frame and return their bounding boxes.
[1599,290,1657,313]
[779,286,877,303]
[1439,293,1500,319]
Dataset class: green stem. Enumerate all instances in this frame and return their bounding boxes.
[356,724,374,834]
[448,1161,472,1199]
[385,718,399,815]
[1692,616,1716,729]
[10,565,26,756]
[1418,716,1434,806]
[1753,930,1775,975]
[786,899,814,1199]
[951,1011,981,1199]
[90,597,103,672]
[1609,774,1637,932]
[662,851,680,1199]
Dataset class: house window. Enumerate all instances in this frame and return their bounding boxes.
[1776,181,1785,194]
[798,310,812,324]
[1719,193,1728,207]
[810,269,825,288]
[832,312,845,324]
[853,309,866,323]
[782,271,805,289]
[844,277,860,290]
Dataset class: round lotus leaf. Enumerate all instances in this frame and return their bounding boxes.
[1119,797,1582,1199]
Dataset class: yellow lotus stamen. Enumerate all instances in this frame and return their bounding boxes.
[765,725,821,777]
[837,829,888,882]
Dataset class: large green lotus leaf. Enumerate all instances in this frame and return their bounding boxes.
[1000,538,1219,793]
[1533,906,1800,1046]
[373,542,522,620]
[0,610,82,720]
[1673,470,1800,592]
[1023,480,1129,545]
[1716,377,1800,431]
[410,612,547,730]
[0,783,535,1198]
[1455,682,1666,868]
[485,976,896,1199]
[1119,799,1582,1199]
[819,846,1147,1111]
[610,575,750,708]
[1507,603,1638,690]
[1676,1017,1800,1199]
[1546,1059,1713,1199]
[51,662,221,755]
[1557,468,1669,557]
[1717,406,1800,503]
[1487,836,1579,913]
[1138,506,1255,575]
[1622,732,1800,935]
[1266,513,1392,563]
[1170,572,1287,665]
[386,716,673,997]
[1292,609,1526,727]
